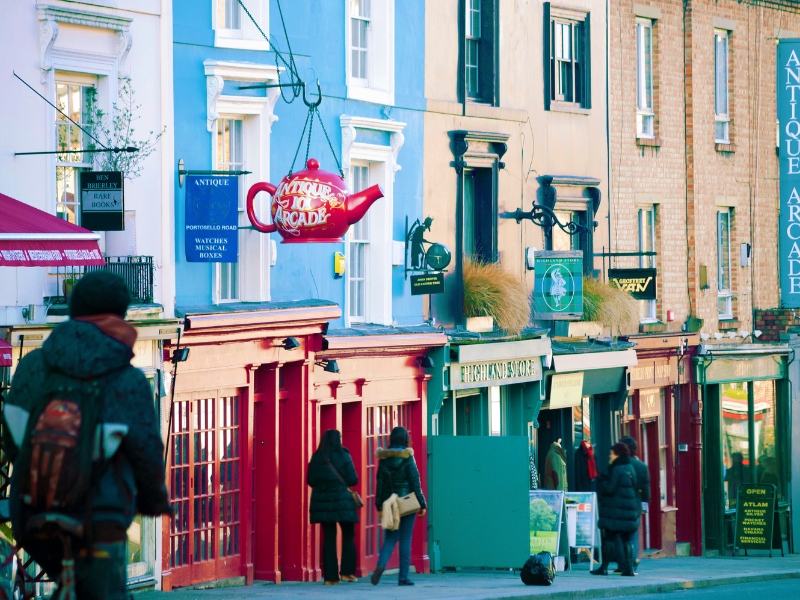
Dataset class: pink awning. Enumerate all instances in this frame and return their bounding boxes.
[0,192,104,267]
[0,339,11,367]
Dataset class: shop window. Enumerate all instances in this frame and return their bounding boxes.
[549,210,583,252]
[463,168,497,263]
[488,386,501,436]
[714,29,730,143]
[215,118,243,303]
[460,0,498,105]
[544,4,591,110]
[55,80,96,225]
[348,164,370,322]
[636,19,655,138]
[638,206,657,322]
[572,396,591,448]
[346,0,394,105]
[717,208,733,319]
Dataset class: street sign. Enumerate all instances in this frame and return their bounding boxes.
[608,268,657,300]
[185,175,239,262]
[80,171,123,231]
[411,272,445,295]
[734,483,782,556]
[533,251,583,320]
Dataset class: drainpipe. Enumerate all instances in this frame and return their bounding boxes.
[605,0,612,272]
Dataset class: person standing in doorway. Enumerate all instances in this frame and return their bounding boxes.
[307,429,360,585]
[590,442,640,577]
[371,426,427,586]
[619,435,649,574]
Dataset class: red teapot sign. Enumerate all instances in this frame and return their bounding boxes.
[246,158,383,243]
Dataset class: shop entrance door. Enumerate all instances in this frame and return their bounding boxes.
[167,390,244,588]
[641,420,662,550]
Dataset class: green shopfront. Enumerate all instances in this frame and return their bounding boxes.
[695,343,793,555]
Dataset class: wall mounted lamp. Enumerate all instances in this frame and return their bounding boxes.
[418,356,435,368]
[316,359,340,374]
[282,337,300,350]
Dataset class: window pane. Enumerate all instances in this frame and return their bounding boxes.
[754,381,780,499]
[467,0,481,38]
[637,23,653,111]
[717,210,731,292]
[463,171,475,258]
[466,40,479,97]
[638,207,655,268]
[715,33,728,117]
[722,383,751,510]
[220,0,241,29]
[644,25,652,109]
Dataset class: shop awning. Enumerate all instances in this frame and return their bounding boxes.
[553,349,638,372]
[0,192,104,267]
[0,339,12,367]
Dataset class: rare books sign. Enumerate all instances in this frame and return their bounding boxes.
[608,268,656,300]
[778,41,800,307]
[185,175,238,262]
[533,251,583,320]
[80,171,123,231]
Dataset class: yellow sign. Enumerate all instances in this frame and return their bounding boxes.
[638,388,661,419]
[546,372,585,409]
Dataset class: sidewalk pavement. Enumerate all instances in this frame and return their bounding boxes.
[135,555,800,600]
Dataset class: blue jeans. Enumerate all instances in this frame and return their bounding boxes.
[377,513,416,581]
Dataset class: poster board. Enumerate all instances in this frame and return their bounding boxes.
[529,490,570,570]
[734,483,783,556]
[565,492,600,569]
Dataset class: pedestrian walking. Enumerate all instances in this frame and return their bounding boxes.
[618,435,649,574]
[590,442,640,577]
[371,426,426,587]
[2,271,171,600]
[307,429,360,585]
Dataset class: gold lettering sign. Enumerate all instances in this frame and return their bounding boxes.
[629,358,677,389]
[638,388,661,419]
[450,357,543,389]
[546,372,585,409]
[701,356,784,384]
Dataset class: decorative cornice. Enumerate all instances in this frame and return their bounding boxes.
[339,115,407,180]
[450,130,510,174]
[39,18,59,84]
[206,75,224,133]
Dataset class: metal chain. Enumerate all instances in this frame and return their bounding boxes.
[289,108,313,176]
[316,108,344,177]
[304,108,315,165]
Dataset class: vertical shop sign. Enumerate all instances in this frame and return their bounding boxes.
[185,175,238,262]
[533,251,583,319]
[778,41,800,307]
[80,171,124,231]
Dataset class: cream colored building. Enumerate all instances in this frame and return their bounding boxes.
[423,0,609,327]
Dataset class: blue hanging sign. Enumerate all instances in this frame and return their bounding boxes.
[778,40,800,307]
[184,175,239,262]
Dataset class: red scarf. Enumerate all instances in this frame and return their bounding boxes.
[582,440,598,479]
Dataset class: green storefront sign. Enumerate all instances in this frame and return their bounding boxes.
[696,355,785,385]
[533,251,583,320]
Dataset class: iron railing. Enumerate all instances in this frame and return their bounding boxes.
[52,256,154,305]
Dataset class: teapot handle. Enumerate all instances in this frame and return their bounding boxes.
[246,182,279,233]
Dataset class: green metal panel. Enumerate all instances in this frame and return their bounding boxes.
[430,436,529,568]
[581,367,626,396]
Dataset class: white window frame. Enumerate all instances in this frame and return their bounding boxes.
[465,0,481,99]
[714,29,730,143]
[205,60,281,304]
[552,19,581,105]
[345,0,395,105]
[215,117,245,303]
[638,206,657,323]
[213,0,270,51]
[636,18,655,138]
[717,207,733,319]
[340,115,406,326]
[347,163,371,323]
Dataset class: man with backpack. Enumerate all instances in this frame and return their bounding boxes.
[2,271,171,599]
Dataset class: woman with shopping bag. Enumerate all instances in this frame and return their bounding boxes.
[371,426,426,587]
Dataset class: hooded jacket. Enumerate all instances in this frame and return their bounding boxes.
[2,316,170,535]
[307,446,359,523]
[543,442,568,491]
[375,448,426,512]
[596,455,640,533]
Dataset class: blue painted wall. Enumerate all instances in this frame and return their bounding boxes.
[173,0,426,326]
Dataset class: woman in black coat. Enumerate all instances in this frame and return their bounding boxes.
[590,442,640,577]
[307,430,359,585]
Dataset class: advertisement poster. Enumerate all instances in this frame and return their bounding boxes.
[529,490,564,554]
[734,484,781,554]
[533,251,583,320]
[184,175,239,262]
[565,492,598,548]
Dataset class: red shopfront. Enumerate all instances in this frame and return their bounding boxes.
[161,305,445,590]
[621,333,700,558]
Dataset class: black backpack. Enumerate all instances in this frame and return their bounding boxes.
[521,551,556,586]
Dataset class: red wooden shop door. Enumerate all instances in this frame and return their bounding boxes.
[167,390,244,587]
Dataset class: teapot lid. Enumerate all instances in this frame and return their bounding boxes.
[288,158,344,183]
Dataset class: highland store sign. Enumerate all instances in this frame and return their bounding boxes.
[778,40,800,307]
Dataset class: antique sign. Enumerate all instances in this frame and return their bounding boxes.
[628,358,676,389]
[449,357,543,390]
[608,268,656,300]
[638,388,661,419]
[410,273,445,295]
[80,171,123,231]
[778,41,800,307]
[246,158,383,243]
[545,372,585,409]
[533,251,583,320]
[734,484,782,555]
[184,175,238,262]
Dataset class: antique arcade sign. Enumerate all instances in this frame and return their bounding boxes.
[778,40,800,307]
[184,175,238,262]
[246,158,383,243]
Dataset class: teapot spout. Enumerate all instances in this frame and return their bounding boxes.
[347,184,384,225]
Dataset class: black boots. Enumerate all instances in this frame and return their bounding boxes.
[590,541,615,575]
[621,542,636,577]
[370,565,384,585]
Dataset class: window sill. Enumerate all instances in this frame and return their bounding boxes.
[715,142,736,153]
[548,101,590,115]
[213,32,270,51]
[347,84,394,106]
[637,136,661,148]
[639,321,667,333]
[717,319,740,330]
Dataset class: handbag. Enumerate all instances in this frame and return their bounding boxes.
[327,460,364,510]
[396,491,421,517]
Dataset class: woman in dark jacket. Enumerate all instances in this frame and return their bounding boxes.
[371,427,426,587]
[307,430,359,585]
[590,442,640,577]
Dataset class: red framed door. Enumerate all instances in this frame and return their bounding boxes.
[167,389,244,587]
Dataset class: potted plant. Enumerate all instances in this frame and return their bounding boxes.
[463,260,530,334]
[582,276,639,336]
[63,271,80,301]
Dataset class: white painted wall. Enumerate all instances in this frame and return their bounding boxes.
[0,0,174,324]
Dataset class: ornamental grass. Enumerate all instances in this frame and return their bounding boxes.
[463,260,531,334]
[582,275,639,335]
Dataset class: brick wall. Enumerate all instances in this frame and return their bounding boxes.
[754,308,800,341]
[608,0,800,334]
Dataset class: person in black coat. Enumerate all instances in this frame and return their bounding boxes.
[590,443,640,577]
[307,430,359,584]
[371,426,426,587]
[620,435,649,573]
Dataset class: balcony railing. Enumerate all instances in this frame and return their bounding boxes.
[51,256,155,305]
